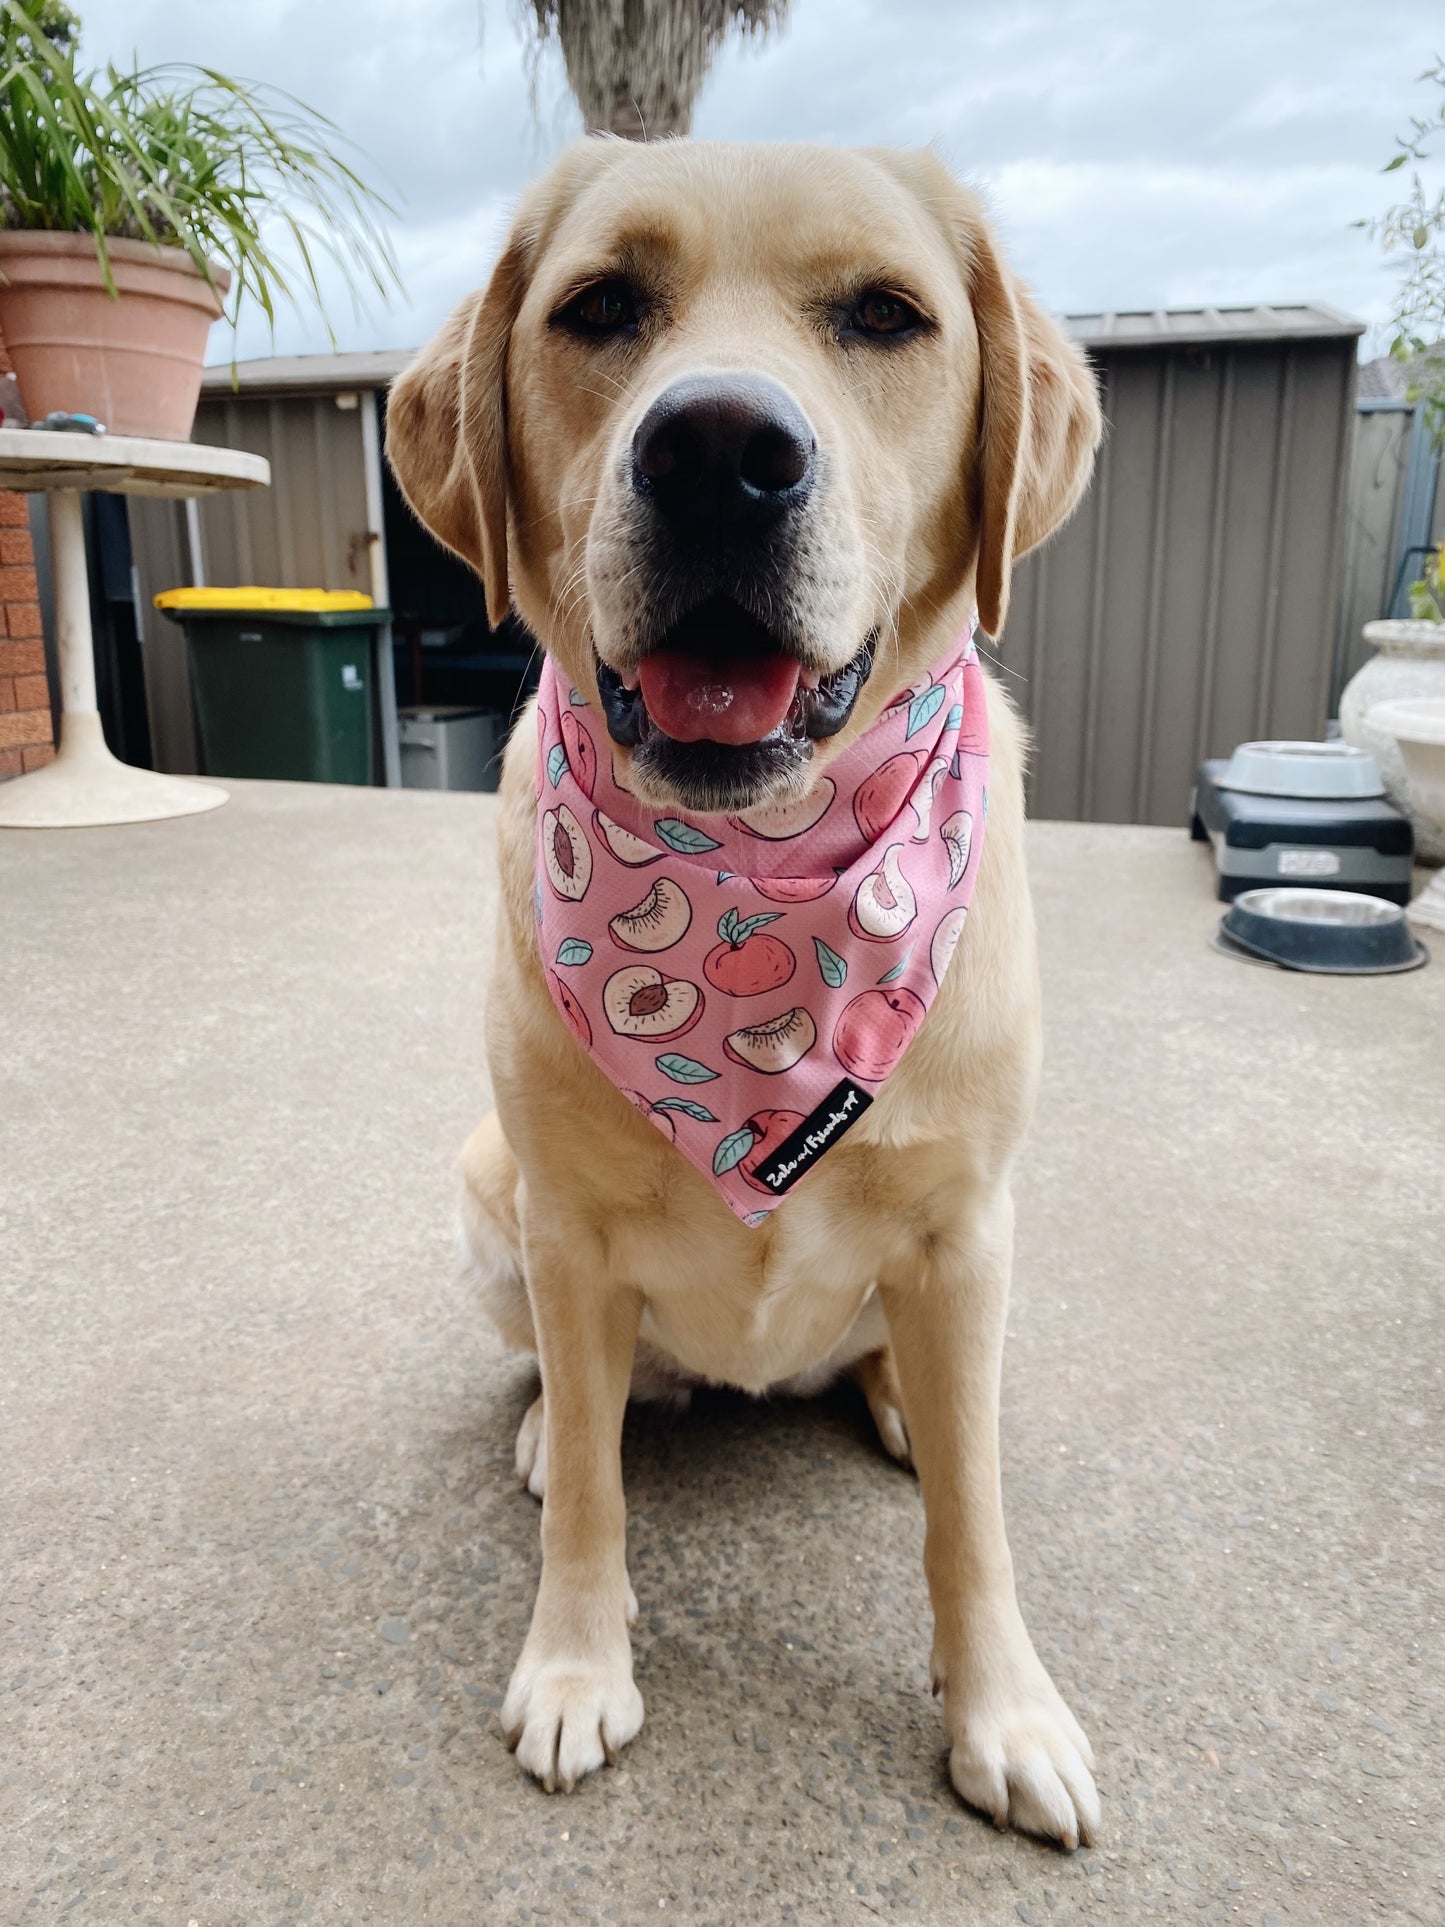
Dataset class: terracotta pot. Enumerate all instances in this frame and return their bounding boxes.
[0,231,230,441]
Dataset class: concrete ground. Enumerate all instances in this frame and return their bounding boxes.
[2,781,1442,1927]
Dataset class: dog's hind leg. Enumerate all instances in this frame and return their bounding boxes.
[851,1346,913,1470]
[457,1111,535,1353]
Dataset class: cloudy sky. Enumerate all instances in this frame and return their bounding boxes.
[72,0,1444,364]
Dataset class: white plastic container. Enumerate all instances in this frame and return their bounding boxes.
[1216,739,1383,800]
[397,706,500,792]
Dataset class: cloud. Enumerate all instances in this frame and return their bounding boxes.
[65,0,1443,360]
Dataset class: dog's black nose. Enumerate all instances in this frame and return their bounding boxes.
[632,375,816,540]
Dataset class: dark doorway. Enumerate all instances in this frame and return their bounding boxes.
[379,402,541,742]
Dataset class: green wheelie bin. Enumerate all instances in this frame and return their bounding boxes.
[154,587,390,785]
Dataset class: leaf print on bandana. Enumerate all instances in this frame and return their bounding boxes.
[655,1052,720,1084]
[556,938,593,967]
[906,683,947,739]
[713,1125,756,1177]
[877,947,912,985]
[812,936,848,989]
[546,742,569,788]
[654,818,722,855]
[652,1096,718,1123]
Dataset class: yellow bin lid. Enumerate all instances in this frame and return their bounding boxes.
[153,587,374,613]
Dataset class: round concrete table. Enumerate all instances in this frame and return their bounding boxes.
[0,428,270,828]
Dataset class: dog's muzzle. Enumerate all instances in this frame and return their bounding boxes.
[594,374,873,810]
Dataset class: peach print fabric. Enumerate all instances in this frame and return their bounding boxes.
[534,626,988,1225]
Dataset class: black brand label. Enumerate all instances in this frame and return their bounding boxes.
[750,1079,874,1196]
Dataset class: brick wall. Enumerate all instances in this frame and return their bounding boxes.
[0,326,55,781]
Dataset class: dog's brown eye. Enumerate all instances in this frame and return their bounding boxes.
[854,292,923,337]
[558,279,639,337]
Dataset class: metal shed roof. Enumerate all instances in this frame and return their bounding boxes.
[201,348,413,395]
[202,302,1367,396]
[1063,303,1363,349]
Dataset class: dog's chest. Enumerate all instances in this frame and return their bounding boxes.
[632,1209,884,1392]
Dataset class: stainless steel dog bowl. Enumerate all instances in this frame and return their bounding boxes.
[1217,740,1384,800]
[1218,886,1428,974]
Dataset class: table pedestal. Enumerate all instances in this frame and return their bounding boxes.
[0,489,226,829]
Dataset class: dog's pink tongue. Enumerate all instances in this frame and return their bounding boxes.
[638,648,800,745]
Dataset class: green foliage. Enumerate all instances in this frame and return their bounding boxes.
[0,0,398,341]
[1361,57,1445,446]
[1408,541,1445,622]
[12,0,78,48]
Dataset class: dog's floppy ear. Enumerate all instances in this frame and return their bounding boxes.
[386,240,527,629]
[967,216,1101,637]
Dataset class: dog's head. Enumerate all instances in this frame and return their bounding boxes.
[388,140,1100,815]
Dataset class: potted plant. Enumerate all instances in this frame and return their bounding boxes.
[0,0,396,440]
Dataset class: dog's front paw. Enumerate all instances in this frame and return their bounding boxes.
[939,1636,1099,1850]
[502,1643,643,1792]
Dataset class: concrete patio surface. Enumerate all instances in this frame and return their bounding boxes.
[2,781,1442,1927]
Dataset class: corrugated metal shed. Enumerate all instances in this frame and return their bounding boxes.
[1006,303,1364,823]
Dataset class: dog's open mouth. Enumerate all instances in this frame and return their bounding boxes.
[595,595,875,758]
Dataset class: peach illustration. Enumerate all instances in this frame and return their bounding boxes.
[549,972,592,1048]
[848,844,918,941]
[940,811,973,890]
[738,1109,807,1195]
[703,908,796,996]
[723,1007,816,1074]
[853,752,922,840]
[833,986,926,1083]
[730,777,836,840]
[593,808,663,867]
[560,709,598,797]
[930,905,969,984]
[753,874,835,904]
[541,804,592,901]
[910,756,950,840]
[603,965,704,1041]
[608,876,692,952]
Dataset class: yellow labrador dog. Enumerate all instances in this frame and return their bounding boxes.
[388,138,1102,1848]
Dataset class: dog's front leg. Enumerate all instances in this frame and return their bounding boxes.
[501,1217,644,1792]
[880,1183,1100,1849]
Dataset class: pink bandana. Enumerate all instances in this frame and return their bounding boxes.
[534,627,988,1225]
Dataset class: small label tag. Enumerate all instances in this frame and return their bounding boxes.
[749,1079,874,1196]
[1278,847,1340,877]
[341,663,362,690]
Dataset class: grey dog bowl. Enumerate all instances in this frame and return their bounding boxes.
[1218,886,1429,975]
